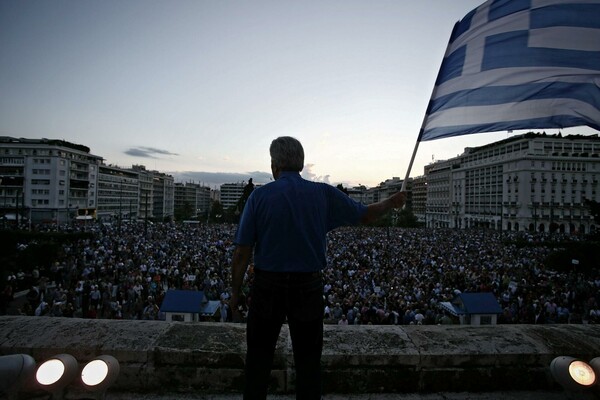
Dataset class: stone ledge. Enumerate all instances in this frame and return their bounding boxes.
[1,316,599,394]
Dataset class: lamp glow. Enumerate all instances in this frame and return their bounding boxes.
[36,359,66,386]
[568,360,596,387]
[35,354,78,394]
[81,359,109,387]
[80,355,120,393]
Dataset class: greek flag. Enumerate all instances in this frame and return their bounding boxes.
[419,0,600,141]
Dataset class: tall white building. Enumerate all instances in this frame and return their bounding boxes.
[174,182,211,217]
[220,182,246,210]
[97,164,140,221]
[0,137,102,223]
[425,132,600,233]
[0,137,181,225]
[153,172,175,221]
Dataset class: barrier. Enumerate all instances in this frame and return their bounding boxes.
[1,316,599,395]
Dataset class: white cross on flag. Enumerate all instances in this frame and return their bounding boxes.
[419,0,600,141]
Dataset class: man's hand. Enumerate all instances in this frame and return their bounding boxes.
[230,245,252,322]
[388,191,406,209]
[361,191,406,224]
[230,293,242,323]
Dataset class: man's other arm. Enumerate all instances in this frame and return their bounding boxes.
[230,244,253,322]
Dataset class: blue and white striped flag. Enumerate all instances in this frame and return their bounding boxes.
[419,0,600,141]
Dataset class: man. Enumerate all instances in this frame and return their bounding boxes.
[230,136,405,399]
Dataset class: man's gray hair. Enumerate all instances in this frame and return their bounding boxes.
[270,136,304,172]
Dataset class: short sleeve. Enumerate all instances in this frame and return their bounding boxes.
[326,185,367,231]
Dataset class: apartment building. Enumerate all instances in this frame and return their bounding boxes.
[411,175,427,224]
[0,137,182,224]
[132,165,155,220]
[220,182,246,210]
[0,137,102,224]
[97,164,140,221]
[174,182,211,217]
[425,132,600,233]
[152,172,175,221]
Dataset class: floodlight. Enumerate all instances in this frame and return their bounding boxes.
[80,355,120,394]
[551,356,596,391]
[589,357,600,379]
[0,354,36,396]
[36,353,78,396]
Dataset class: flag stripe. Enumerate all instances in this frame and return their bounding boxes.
[482,31,600,71]
[420,114,599,141]
[429,82,599,114]
[531,3,600,29]
[434,67,597,99]
[489,0,530,22]
[425,99,600,129]
[530,27,600,51]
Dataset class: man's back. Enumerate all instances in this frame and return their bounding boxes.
[235,171,365,273]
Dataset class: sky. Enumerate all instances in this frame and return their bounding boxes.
[1,0,597,189]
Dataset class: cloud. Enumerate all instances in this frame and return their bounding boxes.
[167,165,336,189]
[124,147,179,158]
[302,164,330,184]
[169,170,273,188]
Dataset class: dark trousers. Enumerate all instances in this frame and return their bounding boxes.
[244,269,324,400]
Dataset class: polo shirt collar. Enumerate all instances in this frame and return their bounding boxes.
[278,171,301,179]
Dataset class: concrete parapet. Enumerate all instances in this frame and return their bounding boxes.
[1,316,599,395]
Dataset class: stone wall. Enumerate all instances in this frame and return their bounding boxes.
[1,316,600,395]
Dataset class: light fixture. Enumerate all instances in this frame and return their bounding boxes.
[589,357,600,378]
[0,354,36,397]
[551,356,597,391]
[36,353,79,397]
[80,355,120,396]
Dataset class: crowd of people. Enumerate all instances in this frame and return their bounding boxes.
[1,221,599,326]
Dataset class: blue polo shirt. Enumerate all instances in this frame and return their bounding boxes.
[234,171,367,272]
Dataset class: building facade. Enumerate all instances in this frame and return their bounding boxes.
[174,182,211,218]
[411,175,427,224]
[0,137,102,224]
[152,173,175,221]
[220,182,246,210]
[425,132,600,233]
[97,165,140,221]
[132,165,155,221]
[0,137,181,225]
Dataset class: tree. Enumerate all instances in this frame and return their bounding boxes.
[209,200,224,223]
[585,199,600,224]
[174,201,195,221]
[584,199,600,241]
[395,208,420,228]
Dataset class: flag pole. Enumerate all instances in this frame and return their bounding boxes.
[398,14,465,194]
[400,107,430,192]
[400,139,420,192]
[399,20,458,192]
